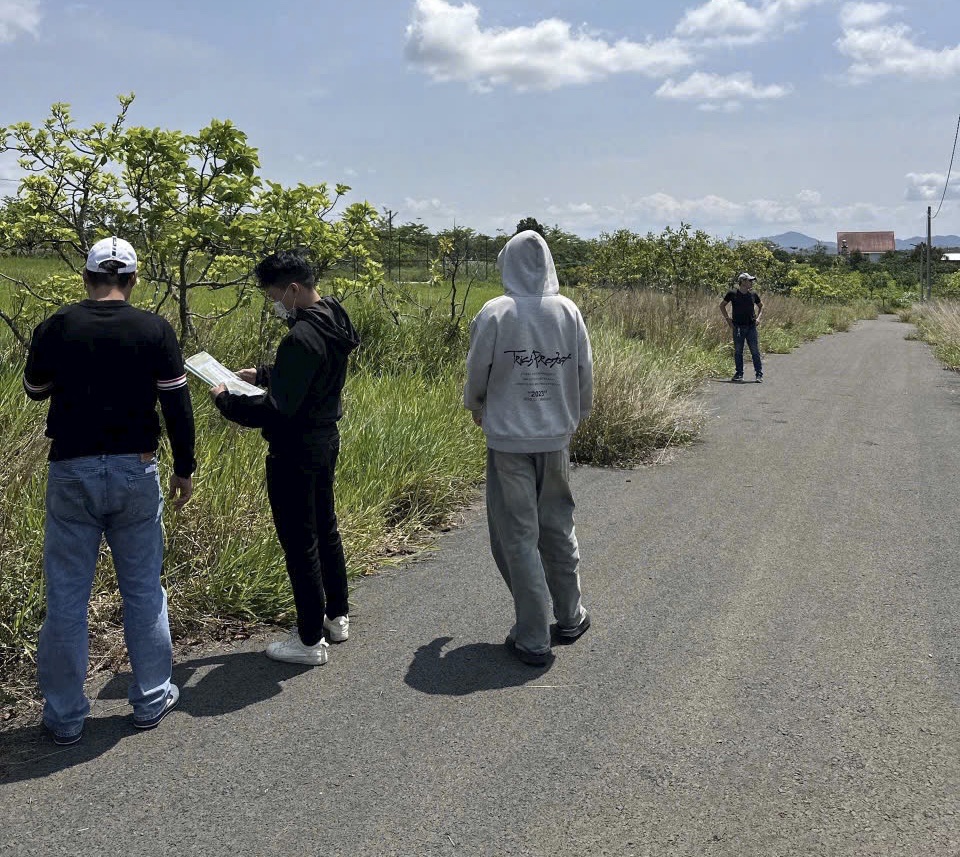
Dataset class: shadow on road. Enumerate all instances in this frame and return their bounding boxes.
[404,636,552,697]
[0,651,308,785]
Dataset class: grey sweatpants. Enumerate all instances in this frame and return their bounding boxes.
[485,447,587,655]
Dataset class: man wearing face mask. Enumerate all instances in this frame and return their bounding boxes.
[210,250,360,665]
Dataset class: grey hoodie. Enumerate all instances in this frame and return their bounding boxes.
[464,230,593,453]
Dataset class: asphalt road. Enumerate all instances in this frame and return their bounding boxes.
[2,315,958,857]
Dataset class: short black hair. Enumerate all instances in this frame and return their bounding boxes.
[254,250,316,290]
[84,267,135,288]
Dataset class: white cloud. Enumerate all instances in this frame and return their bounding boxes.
[904,172,960,202]
[534,202,605,232]
[293,155,328,170]
[655,71,790,107]
[0,0,40,43]
[675,0,824,46]
[748,198,803,223]
[626,192,745,223]
[482,190,894,238]
[698,101,744,113]
[405,0,694,91]
[826,201,887,224]
[839,2,898,28]
[748,196,885,225]
[545,202,596,216]
[618,190,885,230]
[837,7,960,80]
[403,196,456,218]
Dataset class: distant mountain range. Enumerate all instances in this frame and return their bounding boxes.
[758,231,960,253]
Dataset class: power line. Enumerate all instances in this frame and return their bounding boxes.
[933,113,960,219]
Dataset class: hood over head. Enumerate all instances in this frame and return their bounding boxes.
[496,230,559,297]
[292,296,361,354]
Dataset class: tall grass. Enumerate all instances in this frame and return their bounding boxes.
[585,289,727,358]
[759,296,875,352]
[903,300,960,368]
[0,260,879,717]
[585,289,876,367]
[571,328,706,467]
[165,368,486,623]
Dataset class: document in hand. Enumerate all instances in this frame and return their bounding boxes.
[185,352,264,397]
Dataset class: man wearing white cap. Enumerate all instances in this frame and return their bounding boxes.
[23,236,195,744]
[720,272,764,383]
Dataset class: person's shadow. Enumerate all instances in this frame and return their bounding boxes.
[0,651,309,785]
[404,636,553,697]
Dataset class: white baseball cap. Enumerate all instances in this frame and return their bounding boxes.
[737,272,756,281]
[86,236,138,274]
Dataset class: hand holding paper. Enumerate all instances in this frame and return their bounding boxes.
[185,352,263,397]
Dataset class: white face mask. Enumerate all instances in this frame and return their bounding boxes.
[272,285,292,320]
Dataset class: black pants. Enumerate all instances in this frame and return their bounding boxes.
[265,440,349,646]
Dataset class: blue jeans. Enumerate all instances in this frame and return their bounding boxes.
[733,324,763,377]
[38,454,172,737]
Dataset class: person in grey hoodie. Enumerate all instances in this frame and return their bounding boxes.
[464,230,593,666]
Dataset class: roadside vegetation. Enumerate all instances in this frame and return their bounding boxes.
[898,300,960,368]
[0,96,907,719]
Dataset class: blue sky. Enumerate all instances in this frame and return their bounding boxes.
[2,0,959,241]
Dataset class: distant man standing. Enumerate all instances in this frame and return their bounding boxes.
[721,272,764,383]
[212,251,360,666]
[465,230,593,667]
[24,236,195,744]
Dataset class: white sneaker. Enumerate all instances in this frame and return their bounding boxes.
[323,614,350,643]
[265,629,329,665]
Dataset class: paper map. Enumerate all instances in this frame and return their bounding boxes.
[185,351,263,397]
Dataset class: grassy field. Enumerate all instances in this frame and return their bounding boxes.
[0,256,877,718]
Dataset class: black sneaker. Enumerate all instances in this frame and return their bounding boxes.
[551,611,591,645]
[755,375,763,383]
[731,374,743,383]
[133,685,180,730]
[505,637,553,667]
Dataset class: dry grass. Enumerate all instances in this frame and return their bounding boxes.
[571,328,706,467]
[905,300,960,368]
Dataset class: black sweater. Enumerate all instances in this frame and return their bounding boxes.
[215,297,360,464]
[23,300,196,477]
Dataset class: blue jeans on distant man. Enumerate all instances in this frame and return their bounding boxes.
[733,324,763,378]
[38,454,173,739]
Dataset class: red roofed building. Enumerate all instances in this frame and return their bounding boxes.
[837,231,896,260]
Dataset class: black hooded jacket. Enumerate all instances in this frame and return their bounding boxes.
[215,296,360,464]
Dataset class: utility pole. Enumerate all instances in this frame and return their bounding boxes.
[383,208,396,284]
[926,205,933,301]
